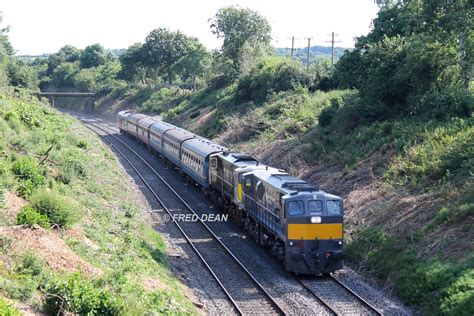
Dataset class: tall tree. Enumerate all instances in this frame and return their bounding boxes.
[119,43,146,83]
[47,45,81,75]
[171,39,211,90]
[80,44,107,69]
[210,6,272,73]
[141,28,191,84]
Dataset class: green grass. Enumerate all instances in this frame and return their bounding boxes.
[0,297,21,316]
[0,91,196,314]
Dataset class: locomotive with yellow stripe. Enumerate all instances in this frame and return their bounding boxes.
[118,111,344,275]
[209,153,344,274]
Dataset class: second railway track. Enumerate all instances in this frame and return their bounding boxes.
[81,119,286,316]
[299,275,382,315]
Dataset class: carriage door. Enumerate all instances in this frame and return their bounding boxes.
[210,156,218,184]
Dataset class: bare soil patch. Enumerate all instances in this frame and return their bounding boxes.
[0,225,102,276]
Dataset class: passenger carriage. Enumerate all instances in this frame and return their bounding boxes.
[136,117,158,145]
[181,138,228,188]
[161,128,196,167]
[149,121,176,154]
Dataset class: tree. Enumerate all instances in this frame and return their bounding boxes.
[171,39,211,90]
[80,44,107,69]
[119,43,146,83]
[47,45,81,75]
[141,28,192,84]
[210,6,272,73]
[7,58,39,89]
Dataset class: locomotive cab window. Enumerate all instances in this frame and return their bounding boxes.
[287,200,304,216]
[245,178,251,187]
[327,200,342,215]
[308,200,323,214]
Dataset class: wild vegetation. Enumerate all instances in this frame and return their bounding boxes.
[1,0,473,314]
[0,89,195,313]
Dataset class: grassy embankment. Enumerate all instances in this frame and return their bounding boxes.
[88,73,474,315]
[0,89,196,315]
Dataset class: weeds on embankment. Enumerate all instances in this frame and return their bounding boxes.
[0,91,195,314]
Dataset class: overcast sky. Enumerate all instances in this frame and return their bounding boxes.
[1,0,380,55]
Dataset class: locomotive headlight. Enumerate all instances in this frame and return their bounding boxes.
[338,241,342,245]
[311,216,322,223]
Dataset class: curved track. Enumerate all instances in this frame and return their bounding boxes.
[81,119,286,316]
[77,115,386,315]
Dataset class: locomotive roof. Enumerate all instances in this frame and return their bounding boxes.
[149,120,176,134]
[182,138,229,158]
[219,152,259,164]
[246,169,319,194]
[163,128,197,144]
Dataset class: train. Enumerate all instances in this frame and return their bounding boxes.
[117,110,344,275]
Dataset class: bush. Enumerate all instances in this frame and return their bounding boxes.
[16,205,49,228]
[31,191,78,228]
[11,158,45,197]
[347,228,474,314]
[18,251,44,276]
[386,117,474,189]
[43,273,123,315]
[235,57,312,103]
[420,88,474,119]
[318,99,341,127]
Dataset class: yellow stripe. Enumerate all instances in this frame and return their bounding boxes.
[288,224,343,240]
[237,184,243,202]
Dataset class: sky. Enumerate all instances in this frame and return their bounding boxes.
[0,0,380,55]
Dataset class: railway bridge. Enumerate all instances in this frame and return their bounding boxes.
[38,91,94,107]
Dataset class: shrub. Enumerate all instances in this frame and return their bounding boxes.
[43,273,123,315]
[386,117,474,189]
[4,275,38,301]
[347,227,474,314]
[235,57,312,103]
[16,205,50,228]
[18,251,44,276]
[11,158,45,197]
[318,101,340,127]
[31,191,78,228]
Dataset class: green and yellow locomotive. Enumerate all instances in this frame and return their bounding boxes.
[118,111,344,275]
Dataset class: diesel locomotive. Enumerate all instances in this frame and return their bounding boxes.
[118,110,344,274]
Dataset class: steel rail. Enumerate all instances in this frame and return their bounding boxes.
[297,279,338,315]
[329,275,382,315]
[95,117,383,316]
[82,119,287,316]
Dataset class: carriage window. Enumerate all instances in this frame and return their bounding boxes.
[327,200,342,215]
[287,201,304,216]
[308,200,323,214]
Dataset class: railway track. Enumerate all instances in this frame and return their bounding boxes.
[81,119,286,316]
[78,116,385,315]
[299,275,382,315]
